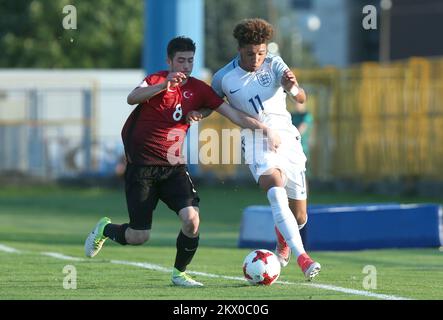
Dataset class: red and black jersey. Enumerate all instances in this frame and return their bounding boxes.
[122,71,224,166]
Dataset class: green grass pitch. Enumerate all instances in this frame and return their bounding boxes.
[0,185,442,300]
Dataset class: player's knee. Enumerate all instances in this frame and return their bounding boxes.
[183,216,199,237]
[131,233,149,245]
[127,230,150,245]
[259,170,285,191]
[179,207,200,236]
[266,186,287,203]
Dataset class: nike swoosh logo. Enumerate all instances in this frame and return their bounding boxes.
[184,247,197,252]
[229,88,241,94]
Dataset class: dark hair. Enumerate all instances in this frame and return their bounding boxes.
[167,36,196,59]
[233,18,274,47]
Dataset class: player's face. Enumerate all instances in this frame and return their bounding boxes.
[168,51,194,77]
[238,44,267,72]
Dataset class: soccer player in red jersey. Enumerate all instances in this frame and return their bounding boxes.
[84,36,280,287]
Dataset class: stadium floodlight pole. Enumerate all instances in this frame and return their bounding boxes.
[379,0,392,63]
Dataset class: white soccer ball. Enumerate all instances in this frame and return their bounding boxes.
[242,249,281,285]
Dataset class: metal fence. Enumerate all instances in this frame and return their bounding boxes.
[0,88,94,179]
[303,57,443,182]
[2,58,443,183]
[200,57,443,182]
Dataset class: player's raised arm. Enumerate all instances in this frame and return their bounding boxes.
[127,72,187,105]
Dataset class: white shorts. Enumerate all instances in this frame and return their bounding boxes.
[242,129,308,200]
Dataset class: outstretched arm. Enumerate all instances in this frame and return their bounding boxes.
[215,102,281,151]
[127,83,167,105]
[187,104,281,151]
[127,72,187,105]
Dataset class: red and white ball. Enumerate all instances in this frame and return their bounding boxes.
[242,249,281,285]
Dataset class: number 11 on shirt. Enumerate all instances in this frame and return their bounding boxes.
[248,95,264,114]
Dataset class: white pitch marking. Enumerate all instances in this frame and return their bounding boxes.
[0,243,412,300]
[110,260,171,273]
[279,280,409,300]
[41,252,85,261]
[0,244,22,253]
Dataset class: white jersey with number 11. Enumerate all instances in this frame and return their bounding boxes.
[212,53,296,134]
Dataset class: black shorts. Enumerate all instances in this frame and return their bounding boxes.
[124,164,200,230]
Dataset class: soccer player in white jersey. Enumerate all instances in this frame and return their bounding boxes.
[211,18,321,280]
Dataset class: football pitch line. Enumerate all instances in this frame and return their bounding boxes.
[0,243,410,300]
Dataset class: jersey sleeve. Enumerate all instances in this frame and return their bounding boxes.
[271,56,290,87]
[139,71,167,87]
[131,76,150,90]
[200,82,225,110]
[211,69,225,98]
[211,58,238,98]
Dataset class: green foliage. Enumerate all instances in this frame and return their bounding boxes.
[203,0,320,72]
[0,0,143,68]
[0,0,317,69]
[204,0,269,72]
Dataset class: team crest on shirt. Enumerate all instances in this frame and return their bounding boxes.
[183,91,193,99]
[256,71,272,87]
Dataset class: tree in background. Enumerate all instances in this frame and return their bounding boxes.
[204,0,318,73]
[0,0,142,68]
[0,0,316,70]
[204,0,269,72]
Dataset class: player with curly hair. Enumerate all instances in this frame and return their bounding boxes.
[211,18,321,280]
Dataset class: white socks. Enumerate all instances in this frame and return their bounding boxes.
[267,187,306,258]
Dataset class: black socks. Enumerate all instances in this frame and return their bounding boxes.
[103,225,199,271]
[174,230,199,272]
[104,223,129,245]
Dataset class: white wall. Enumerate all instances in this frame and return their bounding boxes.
[0,69,145,144]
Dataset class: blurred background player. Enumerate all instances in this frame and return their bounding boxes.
[211,18,321,280]
[84,36,280,287]
[290,101,314,174]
